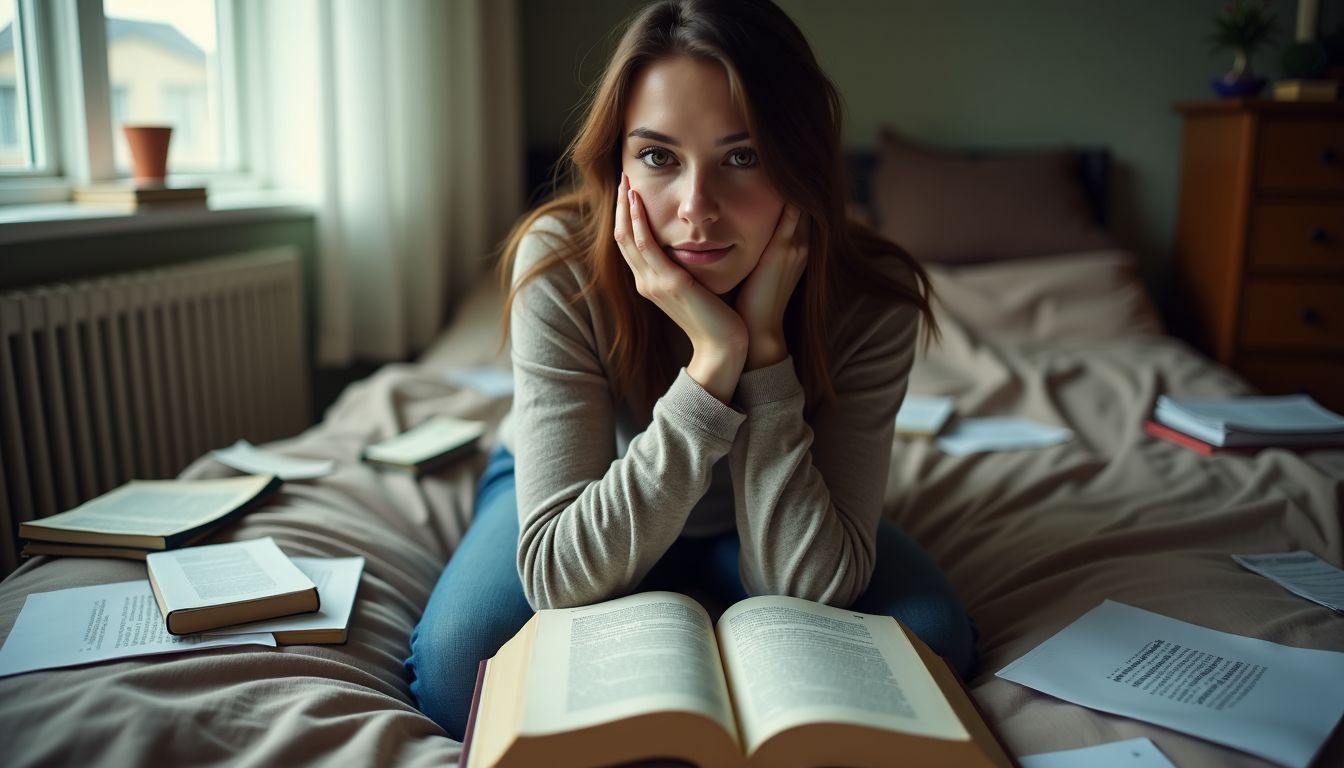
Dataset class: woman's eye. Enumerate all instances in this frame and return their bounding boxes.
[639,148,673,168]
[726,148,758,168]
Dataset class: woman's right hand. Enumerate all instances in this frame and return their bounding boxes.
[614,173,747,403]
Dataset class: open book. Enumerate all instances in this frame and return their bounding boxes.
[462,592,1013,768]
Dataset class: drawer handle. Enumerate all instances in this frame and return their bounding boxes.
[1300,307,1322,326]
[1324,146,1340,164]
[1309,227,1330,245]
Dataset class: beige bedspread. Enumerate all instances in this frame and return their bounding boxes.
[1,249,1340,767]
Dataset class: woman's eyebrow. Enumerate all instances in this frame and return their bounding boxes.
[626,128,750,146]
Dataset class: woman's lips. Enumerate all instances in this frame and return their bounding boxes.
[667,244,732,266]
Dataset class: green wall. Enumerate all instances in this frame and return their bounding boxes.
[520,0,1318,306]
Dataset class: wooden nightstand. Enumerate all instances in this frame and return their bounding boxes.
[1172,99,1344,413]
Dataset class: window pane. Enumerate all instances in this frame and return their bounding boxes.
[104,0,221,174]
[0,0,36,170]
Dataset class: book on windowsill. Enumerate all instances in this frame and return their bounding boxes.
[146,537,319,636]
[362,415,486,473]
[72,181,208,206]
[895,395,956,437]
[18,475,281,552]
[1271,79,1340,102]
[1152,394,1344,449]
[459,591,1015,768]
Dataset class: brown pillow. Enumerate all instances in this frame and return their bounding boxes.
[871,130,1114,264]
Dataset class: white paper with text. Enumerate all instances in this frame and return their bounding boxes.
[0,580,274,678]
[1019,738,1176,768]
[997,600,1344,768]
[1232,552,1344,613]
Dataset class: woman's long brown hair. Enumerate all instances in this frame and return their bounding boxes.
[499,0,935,417]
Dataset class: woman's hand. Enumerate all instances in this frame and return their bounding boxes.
[615,174,747,402]
[734,205,807,370]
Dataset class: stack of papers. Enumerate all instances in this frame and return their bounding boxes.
[1152,395,1344,449]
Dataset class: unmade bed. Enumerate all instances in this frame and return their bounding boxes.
[1,140,1341,766]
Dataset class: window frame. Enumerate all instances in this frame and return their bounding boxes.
[0,0,260,206]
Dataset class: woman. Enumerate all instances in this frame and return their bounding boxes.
[405,0,976,740]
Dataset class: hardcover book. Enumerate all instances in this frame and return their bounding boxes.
[146,537,319,636]
[460,591,1014,768]
[19,475,281,551]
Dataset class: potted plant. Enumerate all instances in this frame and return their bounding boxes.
[1209,0,1278,97]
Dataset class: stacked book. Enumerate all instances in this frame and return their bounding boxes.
[18,475,362,644]
[1146,394,1344,455]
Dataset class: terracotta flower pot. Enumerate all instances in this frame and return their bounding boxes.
[122,125,173,182]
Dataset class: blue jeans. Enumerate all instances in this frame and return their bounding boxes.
[404,445,978,740]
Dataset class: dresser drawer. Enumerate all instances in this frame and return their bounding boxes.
[1236,354,1344,414]
[1256,119,1344,194]
[1240,280,1344,351]
[1249,203,1344,273]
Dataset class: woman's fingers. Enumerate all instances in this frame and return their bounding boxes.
[613,174,647,273]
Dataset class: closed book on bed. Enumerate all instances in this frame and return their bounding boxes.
[461,591,1015,768]
[146,537,319,636]
[19,475,281,551]
[362,415,486,473]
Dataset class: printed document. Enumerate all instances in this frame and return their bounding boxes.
[1232,551,1344,613]
[0,580,274,678]
[1020,738,1176,768]
[937,417,1072,455]
[895,395,955,436]
[997,600,1344,768]
[212,440,334,480]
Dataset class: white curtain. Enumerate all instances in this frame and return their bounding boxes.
[255,0,523,366]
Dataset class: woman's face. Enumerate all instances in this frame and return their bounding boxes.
[621,56,785,296]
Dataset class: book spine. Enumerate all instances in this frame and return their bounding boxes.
[458,659,490,768]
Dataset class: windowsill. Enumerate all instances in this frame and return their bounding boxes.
[0,189,316,245]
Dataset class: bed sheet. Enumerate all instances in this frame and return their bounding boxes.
[0,251,1340,767]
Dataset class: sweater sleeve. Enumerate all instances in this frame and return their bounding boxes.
[509,221,746,609]
[728,300,920,606]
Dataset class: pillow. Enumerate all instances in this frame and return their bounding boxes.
[924,249,1165,346]
[871,130,1115,264]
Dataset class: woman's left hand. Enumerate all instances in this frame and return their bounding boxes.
[734,204,807,370]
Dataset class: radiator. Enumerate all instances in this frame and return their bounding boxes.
[0,247,309,573]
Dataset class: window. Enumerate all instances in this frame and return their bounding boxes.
[0,0,41,171]
[0,0,246,199]
[104,0,224,173]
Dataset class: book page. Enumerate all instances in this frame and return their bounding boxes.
[521,591,738,741]
[0,580,274,678]
[997,600,1344,768]
[26,476,274,536]
[716,595,968,755]
[146,537,316,611]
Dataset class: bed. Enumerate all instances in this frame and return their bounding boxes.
[1,133,1341,767]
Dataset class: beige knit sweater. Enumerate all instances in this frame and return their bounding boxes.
[500,215,919,610]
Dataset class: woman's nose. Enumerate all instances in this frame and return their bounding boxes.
[677,172,720,226]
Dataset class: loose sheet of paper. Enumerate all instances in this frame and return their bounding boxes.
[1020,738,1176,768]
[997,600,1344,768]
[895,395,955,436]
[212,440,334,480]
[211,556,364,635]
[1232,551,1344,613]
[444,367,514,398]
[0,580,274,678]
[936,417,1072,455]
